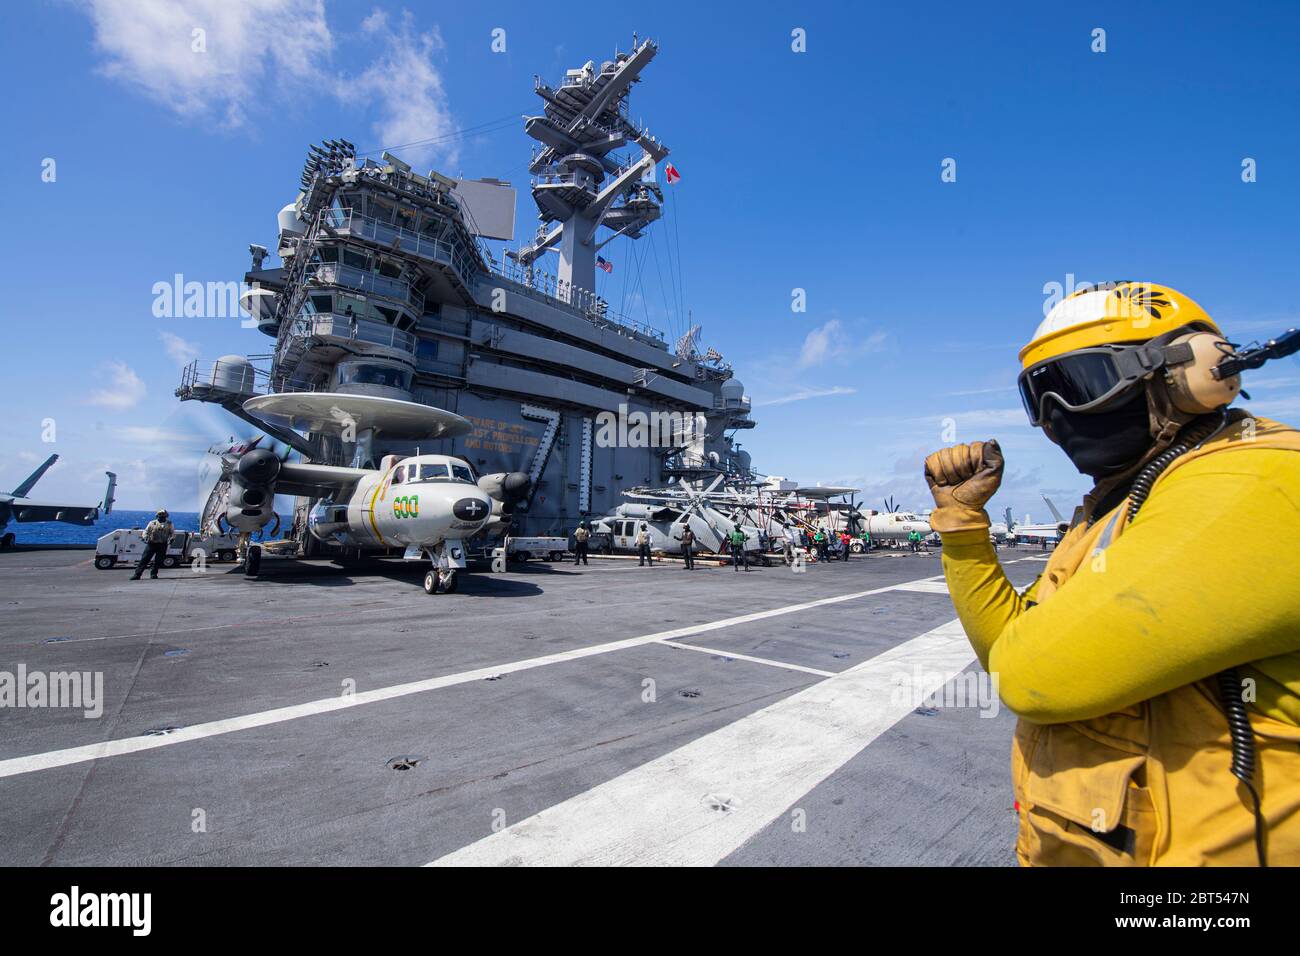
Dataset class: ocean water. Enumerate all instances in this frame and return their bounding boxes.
[4,511,277,547]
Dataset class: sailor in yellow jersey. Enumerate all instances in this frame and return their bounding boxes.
[923,282,1300,866]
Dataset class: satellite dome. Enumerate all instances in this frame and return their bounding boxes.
[239,286,275,318]
[210,355,255,394]
[720,378,744,399]
[278,200,305,237]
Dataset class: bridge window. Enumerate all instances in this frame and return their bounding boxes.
[337,364,412,391]
[416,339,439,365]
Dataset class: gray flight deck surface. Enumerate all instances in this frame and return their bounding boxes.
[0,546,1047,866]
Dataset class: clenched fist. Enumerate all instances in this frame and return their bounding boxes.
[923,440,1004,533]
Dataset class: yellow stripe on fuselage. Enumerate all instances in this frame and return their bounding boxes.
[367,471,390,547]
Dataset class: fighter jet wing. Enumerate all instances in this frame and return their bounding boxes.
[9,500,101,525]
[11,454,58,497]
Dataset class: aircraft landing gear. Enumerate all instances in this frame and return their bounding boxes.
[423,568,458,595]
[244,544,262,577]
[424,539,465,595]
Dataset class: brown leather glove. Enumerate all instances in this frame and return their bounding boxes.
[923,440,1004,533]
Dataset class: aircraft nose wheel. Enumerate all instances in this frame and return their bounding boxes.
[424,569,458,595]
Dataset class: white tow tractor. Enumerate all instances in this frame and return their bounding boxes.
[93,528,242,570]
[503,535,571,563]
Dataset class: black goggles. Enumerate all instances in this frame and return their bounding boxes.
[1018,343,1184,426]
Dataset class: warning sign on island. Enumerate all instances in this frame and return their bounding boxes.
[462,416,541,456]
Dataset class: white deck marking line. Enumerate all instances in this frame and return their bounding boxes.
[890,579,950,594]
[0,574,940,780]
[427,618,976,867]
[658,641,836,677]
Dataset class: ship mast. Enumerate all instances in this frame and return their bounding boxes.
[513,37,669,298]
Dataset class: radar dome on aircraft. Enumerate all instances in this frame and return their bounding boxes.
[210,355,256,395]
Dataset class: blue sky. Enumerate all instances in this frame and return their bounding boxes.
[2,0,1299,520]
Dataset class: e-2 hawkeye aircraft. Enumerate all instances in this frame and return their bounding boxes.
[0,454,116,549]
[206,393,529,594]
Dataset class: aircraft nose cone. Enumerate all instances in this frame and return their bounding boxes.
[453,497,491,521]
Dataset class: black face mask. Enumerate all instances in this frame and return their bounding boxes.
[1045,386,1153,479]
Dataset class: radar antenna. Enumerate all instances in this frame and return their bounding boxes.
[674,324,701,361]
[513,37,669,298]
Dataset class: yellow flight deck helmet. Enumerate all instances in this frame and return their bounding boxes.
[1020,281,1221,368]
[1017,281,1241,427]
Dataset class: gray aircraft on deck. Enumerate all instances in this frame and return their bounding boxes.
[0,454,116,549]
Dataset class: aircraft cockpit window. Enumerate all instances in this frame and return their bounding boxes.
[450,464,473,484]
[391,465,405,485]
[413,463,452,482]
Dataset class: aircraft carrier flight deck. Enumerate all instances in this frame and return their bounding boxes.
[0,546,1047,867]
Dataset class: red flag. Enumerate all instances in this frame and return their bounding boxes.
[664,162,682,184]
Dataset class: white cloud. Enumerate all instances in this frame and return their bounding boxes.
[81,0,333,129]
[853,407,1030,430]
[345,15,456,168]
[1246,375,1300,391]
[86,361,147,410]
[89,453,208,511]
[755,386,857,407]
[1247,395,1300,419]
[798,320,843,368]
[943,384,1016,397]
[115,425,195,445]
[159,331,199,366]
[938,407,1032,430]
[80,3,459,168]
[796,320,887,369]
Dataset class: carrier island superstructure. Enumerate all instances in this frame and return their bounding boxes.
[177,38,757,553]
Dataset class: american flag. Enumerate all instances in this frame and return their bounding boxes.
[596,256,613,274]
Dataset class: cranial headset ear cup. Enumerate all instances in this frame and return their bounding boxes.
[1164,331,1242,414]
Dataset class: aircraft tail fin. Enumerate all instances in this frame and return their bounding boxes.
[1042,494,1065,524]
[11,454,58,498]
[101,472,117,515]
[1004,507,1014,531]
